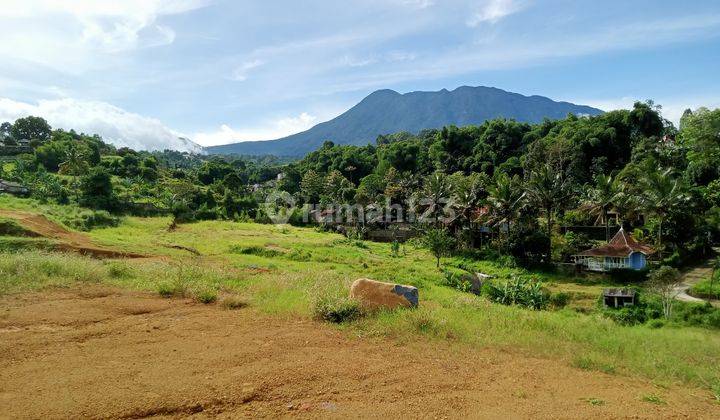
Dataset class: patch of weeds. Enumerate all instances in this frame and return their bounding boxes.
[195,288,218,304]
[513,390,528,399]
[710,382,720,403]
[311,286,363,323]
[157,282,175,298]
[572,356,616,374]
[287,248,312,262]
[647,319,665,329]
[407,309,441,335]
[582,397,605,406]
[105,261,133,279]
[229,245,282,258]
[221,295,247,310]
[641,394,666,405]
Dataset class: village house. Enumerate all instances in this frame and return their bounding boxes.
[574,227,654,272]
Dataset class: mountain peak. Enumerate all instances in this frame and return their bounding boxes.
[206,86,603,156]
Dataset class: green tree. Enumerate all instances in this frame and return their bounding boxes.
[583,174,621,240]
[422,228,455,268]
[421,171,452,225]
[648,266,682,319]
[525,163,573,244]
[79,167,116,210]
[640,168,688,249]
[11,116,51,142]
[59,142,90,201]
[300,170,324,204]
[485,172,526,238]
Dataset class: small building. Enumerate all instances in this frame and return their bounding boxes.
[602,288,637,308]
[574,227,654,272]
[0,179,29,196]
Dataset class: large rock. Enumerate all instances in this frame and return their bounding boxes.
[349,278,418,310]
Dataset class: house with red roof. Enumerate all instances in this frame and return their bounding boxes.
[574,227,655,272]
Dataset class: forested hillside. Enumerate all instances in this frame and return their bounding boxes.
[2,101,719,267]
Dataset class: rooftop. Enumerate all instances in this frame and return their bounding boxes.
[576,228,654,258]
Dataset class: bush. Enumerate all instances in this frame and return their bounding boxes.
[229,245,282,258]
[312,293,363,323]
[221,296,247,310]
[607,268,649,283]
[195,288,218,304]
[64,209,119,231]
[441,270,472,293]
[549,292,570,309]
[486,277,549,310]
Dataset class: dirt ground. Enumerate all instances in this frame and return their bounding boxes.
[1,286,718,419]
[0,210,145,258]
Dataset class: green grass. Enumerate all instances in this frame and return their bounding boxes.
[0,195,118,231]
[1,197,719,393]
[691,275,720,300]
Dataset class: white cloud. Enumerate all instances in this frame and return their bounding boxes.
[401,0,435,9]
[0,97,201,152]
[230,59,265,81]
[0,0,209,72]
[193,113,318,146]
[466,0,526,27]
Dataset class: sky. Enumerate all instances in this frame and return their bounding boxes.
[1,0,719,151]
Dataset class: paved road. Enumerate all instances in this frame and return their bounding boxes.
[674,248,719,307]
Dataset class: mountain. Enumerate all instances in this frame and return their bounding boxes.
[205,86,603,156]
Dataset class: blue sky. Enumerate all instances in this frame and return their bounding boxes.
[1,0,719,150]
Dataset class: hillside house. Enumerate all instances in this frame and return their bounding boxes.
[574,228,654,272]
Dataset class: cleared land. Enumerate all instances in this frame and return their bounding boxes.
[1,285,718,418]
[1,199,720,417]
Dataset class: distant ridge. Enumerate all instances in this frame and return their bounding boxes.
[206,86,603,156]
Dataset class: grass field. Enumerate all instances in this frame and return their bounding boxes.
[1,196,719,396]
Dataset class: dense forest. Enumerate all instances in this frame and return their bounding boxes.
[2,101,719,268]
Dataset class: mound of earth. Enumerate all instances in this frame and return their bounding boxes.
[0,210,144,258]
[0,286,717,418]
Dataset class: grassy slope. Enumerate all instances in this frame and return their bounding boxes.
[1,196,719,391]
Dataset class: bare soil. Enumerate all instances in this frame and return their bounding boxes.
[1,286,718,419]
[0,210,145,258]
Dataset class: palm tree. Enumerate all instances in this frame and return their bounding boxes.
[421,171,453,226]
[584,174,621,240]
[58,143,89,202]
[525,164,573,242]
[640,168,688,249]
[485,172,526,243]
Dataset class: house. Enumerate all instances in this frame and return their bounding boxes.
[574,227,654,272]
[0,179,29,196]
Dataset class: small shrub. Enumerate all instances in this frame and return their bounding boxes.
[312,293,363,323]
[647,319,665,329]
[157,282,175,298]
[195,288,218,304]
[221,296,247,310]
[549,292,570,309]
[390,240,400,257]
[287,248,312,261]
[486,277,549,310]
[106,261,133,279]
[229,245,282,258]
[441,270,472,293]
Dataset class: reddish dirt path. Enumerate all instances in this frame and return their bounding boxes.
[0,210,144,258]
[1,286,718,419]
